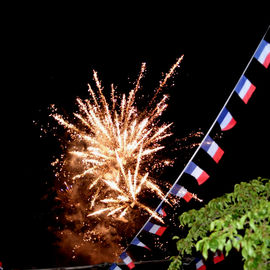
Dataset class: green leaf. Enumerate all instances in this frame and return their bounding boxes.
[261,243,268,256]
[176,240,183,251]
[247,244,256,258]
[225,240,232,256]
[210,221,215,231]
[195,239,204,252]
[209,238,218,252]
[238,214,247,228]
[249,219,256,231]
[218,237,225,251]
[232,237,241,251]
[242,247,248,260]
[202,243,208,260]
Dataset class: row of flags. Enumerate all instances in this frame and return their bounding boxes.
[111,251,225,270]
[110,33,269,269]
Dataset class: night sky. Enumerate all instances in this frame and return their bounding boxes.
[2,6,270,269]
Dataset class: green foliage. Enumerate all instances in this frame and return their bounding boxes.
[169,177,270,270]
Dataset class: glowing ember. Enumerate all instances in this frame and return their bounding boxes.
[51,56,183,223]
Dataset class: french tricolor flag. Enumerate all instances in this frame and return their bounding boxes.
[131,237,151,250]
[213,251,225,264]
[195,257,206,270]
[157,204,167,217]
[235,75,256,104]
[119,252,135,269]
[143,221,167,236]
[184,162,210,185]
[170,184,193,202]
[217,107,236,131]
[109,263,122,270]
[254,39,270,68]
[201,136,224,163]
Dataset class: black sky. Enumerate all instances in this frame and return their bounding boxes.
[2,6,270,269]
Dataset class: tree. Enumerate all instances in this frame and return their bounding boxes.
[169,177,270,270]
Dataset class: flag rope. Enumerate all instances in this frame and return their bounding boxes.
[122,24,269,255]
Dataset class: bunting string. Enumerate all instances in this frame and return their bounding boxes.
[113,25,269,269]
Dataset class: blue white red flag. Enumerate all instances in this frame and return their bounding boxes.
[109,263,122,270]
[201,136,224,163]
[131,237,151,250]
[235,75,256,104]
[157,204,167,217]
[119,252,135,269]
[195,257,206,270]
[254,39,270,68]
[170,184,193,201]
[217,107,236,131]
[184,161,210,185]
[213,251,225,264]
[143,221,167,236]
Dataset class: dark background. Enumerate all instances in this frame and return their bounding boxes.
[1,5,270,269]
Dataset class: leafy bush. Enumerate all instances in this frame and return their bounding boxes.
[169,177,270,270]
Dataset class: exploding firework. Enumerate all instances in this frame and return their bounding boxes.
[52,56,183,221]
[50,56,184,263]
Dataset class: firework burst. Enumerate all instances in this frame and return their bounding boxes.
[51,56,183,226]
